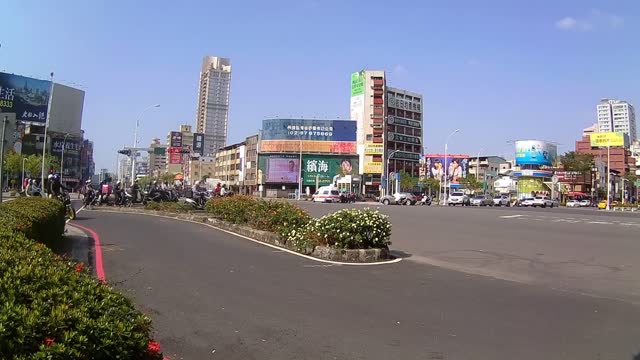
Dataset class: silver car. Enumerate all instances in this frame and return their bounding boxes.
[471,194,493,206]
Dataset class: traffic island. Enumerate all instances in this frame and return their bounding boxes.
[89,198,394,264]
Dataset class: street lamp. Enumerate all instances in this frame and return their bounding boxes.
[443,129,461,205]
[40,72,55,195]
[21,158,27,191]
[131,104,160,186]
[0,115,7,202]
[476,148,484,181]
[606,139,611,210]
[386,149,401,195]
[297,133,303,200]
[60,133,70,183]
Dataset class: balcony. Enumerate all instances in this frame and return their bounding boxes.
[373,98,384,105]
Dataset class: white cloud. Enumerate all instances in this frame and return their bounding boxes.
[555,10,623,31]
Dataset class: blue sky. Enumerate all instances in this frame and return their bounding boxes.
[3,0,639,170]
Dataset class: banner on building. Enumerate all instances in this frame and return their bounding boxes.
[424,154,470,185]
[589,132,628,148]
[261,119,356,142]
[350,71,365,97]
[193,133,205,155]
[170,131,183,148]
[514,140,557,166]
[258,154,300,184]
[364,143,384,155]
[260,140,356,154]
[0,72,51,123]
[301,155,359,186]
[363,161,383,174]
[169,148,182,165]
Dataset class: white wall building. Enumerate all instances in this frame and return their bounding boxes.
[196,56,231,156]
[597,99,636,141]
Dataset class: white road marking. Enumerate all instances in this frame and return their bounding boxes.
[499,214,525,219]
[588,221,613,225]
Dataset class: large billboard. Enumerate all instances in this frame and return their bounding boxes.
[193,133,205,155]
[0,72,51,123]
[515,140,557,166]
[350,71,365,97]
[261,119,356,141]
[258,154,300,184]
[260,119,357,155]
[170,131,183,148]
[589,132,628,148]
[301,155,359,186]
[425,154,470,186]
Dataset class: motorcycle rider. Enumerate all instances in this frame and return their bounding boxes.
[113,180,124,205]
[148,180,162,202]
[131,179,141,203]
[83,179,96,208]
[50,173,71,199]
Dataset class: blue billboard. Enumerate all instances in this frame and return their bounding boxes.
[261,119,356,142]
[515,140,557,166]
[0,72,51,123]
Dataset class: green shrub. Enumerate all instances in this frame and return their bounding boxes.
[0,198,163,359]
[288,208,391,250]
[205,195,257,224]
[248,200,311,238]
[0,197,65,246]
[145,201,194,212]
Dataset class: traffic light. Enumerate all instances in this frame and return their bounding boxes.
[118,149,132,156]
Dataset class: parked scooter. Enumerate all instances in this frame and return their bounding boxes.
[419,195,432,206]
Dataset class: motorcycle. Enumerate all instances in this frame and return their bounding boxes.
[181,190,211,210]
[59,191,76,220]
[419,195,432,206]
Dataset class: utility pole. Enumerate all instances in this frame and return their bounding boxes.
[0,115,8,202]
[40,72,55,194]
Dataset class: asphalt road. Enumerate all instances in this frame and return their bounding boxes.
[72,210,640,360]
[294,202,640,305]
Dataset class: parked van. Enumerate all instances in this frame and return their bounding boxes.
[312,186,341,203]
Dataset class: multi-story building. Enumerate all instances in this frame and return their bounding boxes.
[79,139,95,183]
[575,135,635,175]
[597,99,637,142]
[188,156,216,184]
[196,56,231,155]
[349,70,423,195]
[166,125,194,175]
[148,138,167,176]
[243,134,259,194]
[213,142,245,189]
[469,156,507,183]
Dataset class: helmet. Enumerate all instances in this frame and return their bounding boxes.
[116,180,121,185]
[152,180,157,185]
[48,174,54,180]
[194,181,200,186]
[86,179,92,184]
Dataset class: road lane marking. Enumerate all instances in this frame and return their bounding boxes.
[499,214,525,218]
[88,209,403,266]
[588,221,613,225]
[68,222,105,282]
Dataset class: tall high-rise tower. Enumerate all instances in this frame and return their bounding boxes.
[597,98,636,142]
[196,56,232,155]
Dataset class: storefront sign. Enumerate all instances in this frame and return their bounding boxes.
[364,143,384,155]
[363,161,383,174]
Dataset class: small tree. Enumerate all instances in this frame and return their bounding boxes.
[2,152,23,186]
[458,174,483,193]
[420,177,440,196]
[560,151,594,193]
[398,170,418,192]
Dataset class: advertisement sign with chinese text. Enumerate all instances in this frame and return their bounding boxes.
[514,140,557,166]
[424,154,470,185]
[350,71,365,97]
[258,154,300,184]
[0,72,51,122]
[193,133,205,155]
[261,119,356,142]
[51,136,81,178]
[363,161,383,174]
[169,148,182,165]
[589,132,628,148]
[170,131,183,148]
[301,155,359,186]
[364,143,384,155]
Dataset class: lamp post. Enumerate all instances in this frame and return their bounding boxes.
[443,129,461,205]
[476,148,484,181]
[40,73,55,195]
[21,158,27,191]
[386,149,401,195]
[606,140,611,210]
[0,115,7,201]
[297,134,303,200]
[60,133,70,183]
[131,104,160,186]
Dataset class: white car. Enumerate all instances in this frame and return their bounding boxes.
[493,195,510,207]
[566,199,580,207]
[532,196,554,208]
[448,192,470,206]
[519,197,535,207]
[579,199,592,207]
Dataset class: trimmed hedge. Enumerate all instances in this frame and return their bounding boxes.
[0,198,163,359]
[145,201,194,213]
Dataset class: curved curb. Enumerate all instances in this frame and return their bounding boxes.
[86,208,402,266]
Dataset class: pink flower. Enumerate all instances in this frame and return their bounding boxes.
[148,340,161,353]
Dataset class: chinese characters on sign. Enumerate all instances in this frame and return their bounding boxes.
[286,124,334,137]
[0,72,51,123]
[192,133,205,155]
[170,131,183,148]
[259,140,356,154]
[301,155,359,186]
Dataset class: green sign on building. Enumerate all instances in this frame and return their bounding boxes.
[302,155,359,186]
[350,71,365,97]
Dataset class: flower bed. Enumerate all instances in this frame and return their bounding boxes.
[0,198,163,359]
[145,201,194,213]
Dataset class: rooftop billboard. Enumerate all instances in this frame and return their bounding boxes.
[514,140,557,166]
[0,72,51,123]
[424,154,470,186]
[589,132,628,148]
[260,119,356,155]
